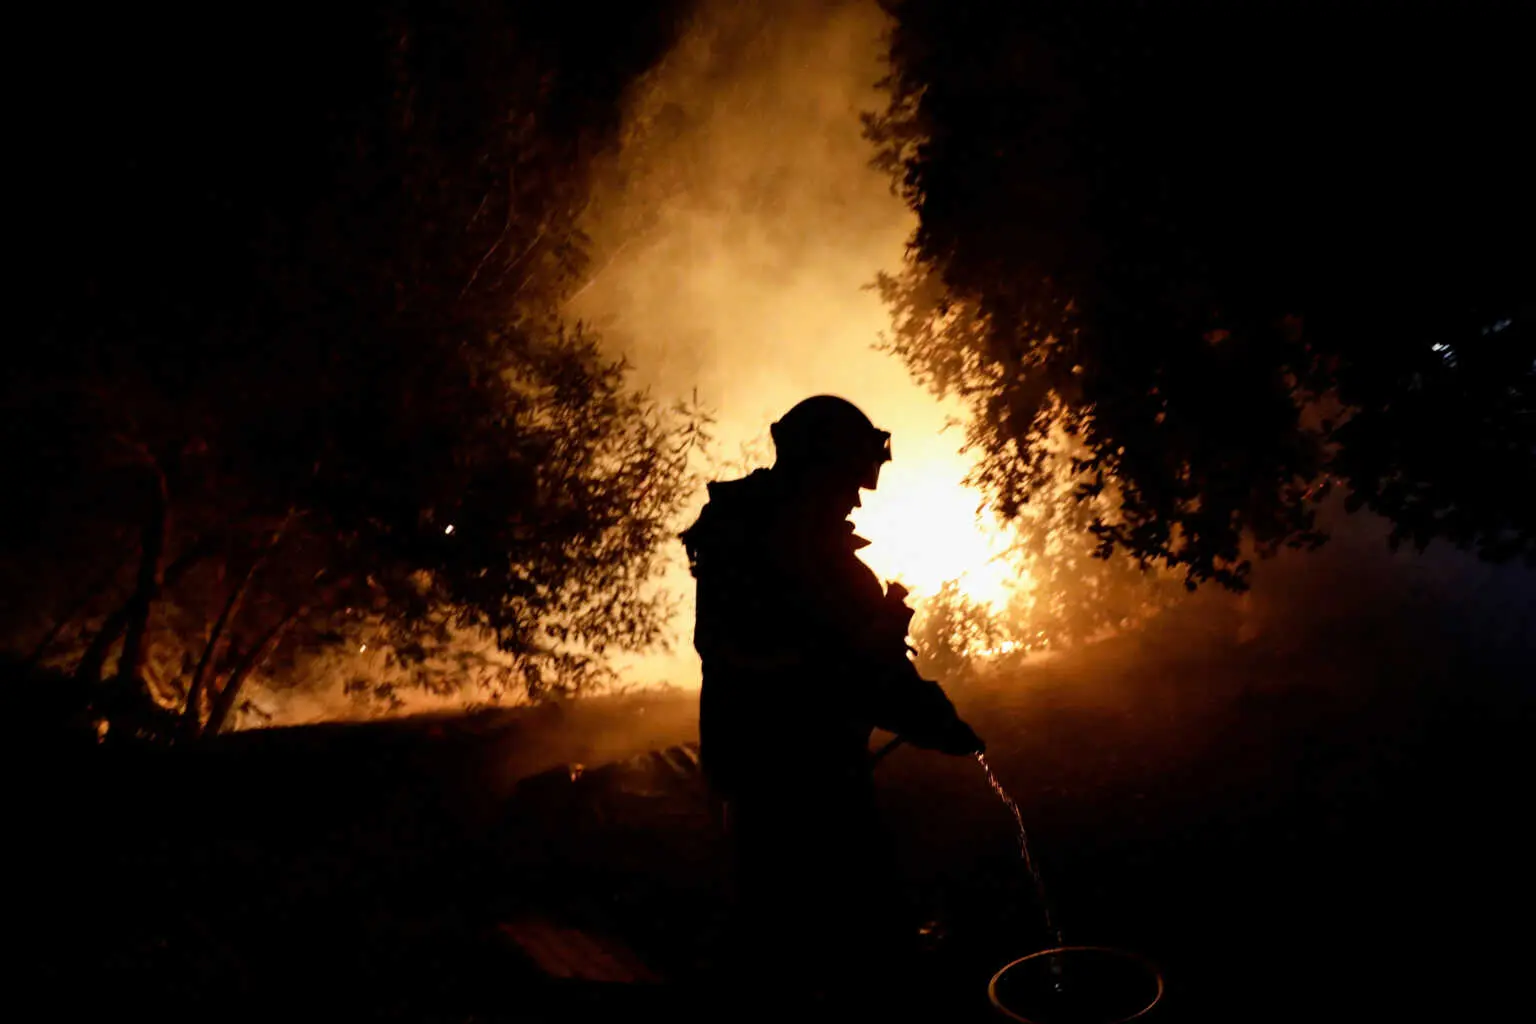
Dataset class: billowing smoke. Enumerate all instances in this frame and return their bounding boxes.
[572,0,1020,688]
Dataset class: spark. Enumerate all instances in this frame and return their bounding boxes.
[358,644,367,653]
[444,524,455,535]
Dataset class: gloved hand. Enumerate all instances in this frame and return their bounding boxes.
[937,715,985,756]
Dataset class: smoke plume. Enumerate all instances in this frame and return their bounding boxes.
[573,0,1015,687]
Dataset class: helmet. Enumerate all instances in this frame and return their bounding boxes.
[770,395,892,489]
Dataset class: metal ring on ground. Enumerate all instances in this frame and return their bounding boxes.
[988,945,1164,1024]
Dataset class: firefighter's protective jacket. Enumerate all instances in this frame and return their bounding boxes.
[681,469,967,799]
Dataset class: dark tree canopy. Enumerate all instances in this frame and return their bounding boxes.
[8,0,698,733]
[870,0,1534,588]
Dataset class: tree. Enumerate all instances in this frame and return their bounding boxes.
[868,0,1535,589]
[8,0,697,737]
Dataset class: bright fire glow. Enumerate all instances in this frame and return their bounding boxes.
[853,448,1023,610]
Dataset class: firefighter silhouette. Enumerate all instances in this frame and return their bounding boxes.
[681,395,983,1001]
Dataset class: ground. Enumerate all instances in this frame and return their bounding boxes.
[19,560,1535,1022]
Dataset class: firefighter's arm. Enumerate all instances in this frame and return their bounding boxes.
[843,583,984,755]
[863,653,985,755]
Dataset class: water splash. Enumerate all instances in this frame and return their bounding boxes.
[977,752,1067,990]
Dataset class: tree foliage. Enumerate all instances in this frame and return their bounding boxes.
[8,1,696,736]
[869,0,1534,589]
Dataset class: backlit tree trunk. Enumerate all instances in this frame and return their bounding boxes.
[72,541,216,686]
[25,552,132,667]
[114,459,170,692]
[203,609,301,736]
[181,559,258,737]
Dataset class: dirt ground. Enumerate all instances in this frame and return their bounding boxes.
[20,552,1535,1022]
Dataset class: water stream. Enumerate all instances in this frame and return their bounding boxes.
[977,752,1067,990]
